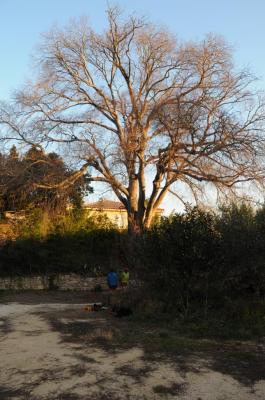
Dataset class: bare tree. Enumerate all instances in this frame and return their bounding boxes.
[1,7,265,235]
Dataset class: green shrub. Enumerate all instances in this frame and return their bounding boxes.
[1,201,265,326]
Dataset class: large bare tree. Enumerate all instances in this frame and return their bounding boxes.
[1,7,265,235]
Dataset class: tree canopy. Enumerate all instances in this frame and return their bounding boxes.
[0,145,92,213]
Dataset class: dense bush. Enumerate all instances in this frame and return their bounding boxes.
[1,202,265,320]
[0,208,124,276]
[139,208,221,315]
[0,229,123,276]
[139,204,265,316]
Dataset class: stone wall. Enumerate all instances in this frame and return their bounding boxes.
[0,274,108,291]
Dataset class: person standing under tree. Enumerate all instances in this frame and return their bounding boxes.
[121,267,130,288]
[107,269,119,290]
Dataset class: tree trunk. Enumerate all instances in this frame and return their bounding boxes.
[127,204,156,235]
[144,209,155,230]
[127,211,143,236]
[127,175,144,236]
[126,211,143,272]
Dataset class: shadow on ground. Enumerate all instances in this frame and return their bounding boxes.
[43,306,265,387]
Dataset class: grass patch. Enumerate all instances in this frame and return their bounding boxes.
[153,383,187,396]
[169,316,265,341]
[108,308,265,356]
[113,318,217,354]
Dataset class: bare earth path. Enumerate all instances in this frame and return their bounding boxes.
[0,292,265,399]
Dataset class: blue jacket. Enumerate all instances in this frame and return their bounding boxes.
[107,271,118,286]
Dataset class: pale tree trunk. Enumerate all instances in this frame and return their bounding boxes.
[127,175,144,236]
[144,209,156,230]
[127,204,154,235]
[126,208,144,272]
[127,211,143,236]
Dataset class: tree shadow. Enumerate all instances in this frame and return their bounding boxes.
[41,307,265,388]
[209,343,265,386]
[0,317,12,335]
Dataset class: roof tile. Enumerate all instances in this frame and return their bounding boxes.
[84,200,125,210]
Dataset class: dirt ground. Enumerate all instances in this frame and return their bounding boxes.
[0,291,265,400]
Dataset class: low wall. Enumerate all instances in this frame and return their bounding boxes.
[0,274,108,291]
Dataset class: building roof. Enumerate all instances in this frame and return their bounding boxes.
[84,199,164,213]
[84,199,126,210]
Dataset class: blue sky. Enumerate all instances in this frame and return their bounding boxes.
[1,0,265,212]
[1,0,265,100]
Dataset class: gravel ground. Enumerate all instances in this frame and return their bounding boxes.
[0,291,265,400]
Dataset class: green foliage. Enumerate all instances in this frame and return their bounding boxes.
[139,203,265,317]
[0,229,123,277]
[140,207,221,315]
[1,200,265,330]
[217,202,261,296]
[93,284,103,292]
[0,145,92,214]
[13,207,51,238]
[0,207,123,276]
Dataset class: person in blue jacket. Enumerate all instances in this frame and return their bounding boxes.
[107,269,118,290]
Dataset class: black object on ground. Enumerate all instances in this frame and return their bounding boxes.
[112,304,133,317]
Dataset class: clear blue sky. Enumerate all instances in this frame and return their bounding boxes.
[1,0,265,212]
